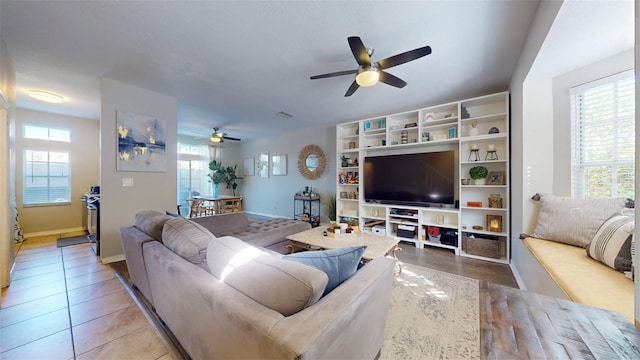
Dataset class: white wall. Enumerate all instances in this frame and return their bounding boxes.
[509,0,562,290]
[99,78,177,261]
[552,49,634,195]
[0,34,16,288]
[238,125,335,222]
[634,0,639,329]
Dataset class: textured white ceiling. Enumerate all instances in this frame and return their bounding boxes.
[2,1,625,142]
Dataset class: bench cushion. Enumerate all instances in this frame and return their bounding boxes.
[523,236,633,322]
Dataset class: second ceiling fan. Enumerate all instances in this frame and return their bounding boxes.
[311,36,432,97]
[210,127,241,143]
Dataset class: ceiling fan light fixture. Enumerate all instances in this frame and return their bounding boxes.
[355,66,379,87]
[210,135,223,143]
[28,90,64,103]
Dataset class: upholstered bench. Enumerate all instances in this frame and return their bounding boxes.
[521,194,635,322]
[522,236,634,322]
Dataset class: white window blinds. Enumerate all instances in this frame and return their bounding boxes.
[24,150,71,205]
[570,70,635,199]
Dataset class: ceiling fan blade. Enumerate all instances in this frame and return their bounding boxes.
[222,136,241,141]
[377,45,432,70]
[310,69,357,80]
[379,71,407,88]
[344,80,360,97]
[348,36,371,67]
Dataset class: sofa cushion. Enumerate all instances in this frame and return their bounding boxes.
[162,217,214,270]
[587,213,633,273]
[134,210,172,242]
[206,236,328,317]
[531,193,629,248]
[284,246,367,296]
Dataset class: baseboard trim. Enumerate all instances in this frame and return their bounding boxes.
[24,227,86,239]
[101,254,125,264]
[510,262,526,291]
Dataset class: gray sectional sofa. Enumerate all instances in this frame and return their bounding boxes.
[120,210,395,359]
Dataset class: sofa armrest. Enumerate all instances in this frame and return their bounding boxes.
[119,225,157,305]
[270,257,396,359]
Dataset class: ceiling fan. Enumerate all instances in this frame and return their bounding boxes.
[310,36,432,97]
[210,127,241,143]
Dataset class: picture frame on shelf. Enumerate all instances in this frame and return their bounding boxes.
[488,171,504,185]
[486,215,503,233]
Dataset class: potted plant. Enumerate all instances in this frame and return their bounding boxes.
[469,165,488,185]
[208,161,240,196]
[325,194,337,222]
[340,155,349,167]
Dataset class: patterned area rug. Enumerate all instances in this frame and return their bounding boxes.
[382,264,480,359]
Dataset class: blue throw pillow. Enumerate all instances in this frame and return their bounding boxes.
[284,246,367,296]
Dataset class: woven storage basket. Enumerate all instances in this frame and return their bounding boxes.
[463,233,499,258]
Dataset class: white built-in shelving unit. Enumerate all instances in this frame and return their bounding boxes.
[336,91,510,264]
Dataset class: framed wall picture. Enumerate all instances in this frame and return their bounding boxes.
[488,170,504,185]
[116,111,166,172]
[271,154,287,176]
[243,157,255,176]
[257,151,269,178]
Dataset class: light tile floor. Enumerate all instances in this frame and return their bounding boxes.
[1,237,173,360]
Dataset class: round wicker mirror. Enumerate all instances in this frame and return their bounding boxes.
[298,144,326,180]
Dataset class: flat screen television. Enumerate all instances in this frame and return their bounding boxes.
[364,150,455,207]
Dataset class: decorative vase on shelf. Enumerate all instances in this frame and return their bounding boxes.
[212,183,220,198]
[472,178,486,185]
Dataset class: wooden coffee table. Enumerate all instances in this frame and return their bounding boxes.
[286,226,402,273]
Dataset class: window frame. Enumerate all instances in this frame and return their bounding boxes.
[570,69,635,199]
[24,124,71,142]
[23,149,72,207]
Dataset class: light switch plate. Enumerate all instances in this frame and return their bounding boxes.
[122,178,134,187]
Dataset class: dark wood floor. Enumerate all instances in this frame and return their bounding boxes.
[396,241,518,288]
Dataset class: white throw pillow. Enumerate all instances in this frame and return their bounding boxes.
[587,213,633,273]
[531,194,629,248]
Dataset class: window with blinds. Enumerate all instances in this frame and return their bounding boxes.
[24,150,71,205]
[570,70,635,199]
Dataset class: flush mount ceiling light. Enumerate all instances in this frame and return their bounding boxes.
[28,90,64,103]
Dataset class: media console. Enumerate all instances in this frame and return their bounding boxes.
[336,91,510,264]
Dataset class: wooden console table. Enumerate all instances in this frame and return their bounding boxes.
[188,196,243,218]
